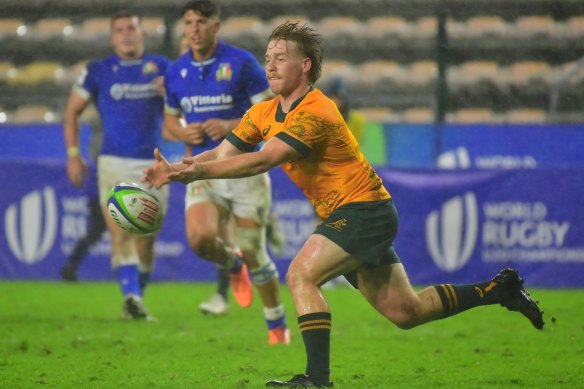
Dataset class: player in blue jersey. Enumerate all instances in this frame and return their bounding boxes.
[164,0,290,344]
[63,10,171,319]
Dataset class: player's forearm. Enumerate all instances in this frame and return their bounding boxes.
[192,149,218,164]
[198,152,271,180]
[63,106,83,156]
[163,114,187,142]
[63,91,90,156]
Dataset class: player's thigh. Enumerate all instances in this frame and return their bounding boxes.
[185,201,226,237]
[184,180,229,236]
[288,234,362,287]
[229,174,271,228]
[100,201,133,252]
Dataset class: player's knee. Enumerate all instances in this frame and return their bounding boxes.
[186,229,217,257]
[111,253,139,268]
[388,302,421,330]
[237,227,278,285]
[285,263,316,291]
[250,262,279,285]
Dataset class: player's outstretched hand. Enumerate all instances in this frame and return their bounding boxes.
[142,148,171,190]
[167,156,202,184]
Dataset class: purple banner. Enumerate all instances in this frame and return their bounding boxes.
[380,168,584,287]
[1,161,583,287]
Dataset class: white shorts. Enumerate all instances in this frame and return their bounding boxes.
[185,174,271,224]
[97,155,170,214]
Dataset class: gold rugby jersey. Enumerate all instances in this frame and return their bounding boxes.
[228,88,390,219]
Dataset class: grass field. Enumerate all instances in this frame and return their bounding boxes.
[0,282,582,388]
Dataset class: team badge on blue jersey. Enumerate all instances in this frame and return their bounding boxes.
[142,61,159,75]
[216,63,232,81]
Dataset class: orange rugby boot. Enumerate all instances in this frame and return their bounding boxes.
[229,263,253,308]
[268,326,291,345]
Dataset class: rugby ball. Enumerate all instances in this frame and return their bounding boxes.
[107,182,162,235]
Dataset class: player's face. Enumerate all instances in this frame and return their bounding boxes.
[110,17,145,60]
[265,39,309,97]
[183,10,220,61]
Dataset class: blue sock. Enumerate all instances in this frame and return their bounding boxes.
[116,264,141,297]
[139,272,151,297]
[266,314,286,330]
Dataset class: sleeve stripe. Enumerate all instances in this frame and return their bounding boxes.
[72,85,91,101]
[276,132,311,158]
[164,105,180,116]
[226,132,255,152]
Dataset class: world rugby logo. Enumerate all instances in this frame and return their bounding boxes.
[437,147,471,169]
[4,187,57,264]
[426,192,478,272]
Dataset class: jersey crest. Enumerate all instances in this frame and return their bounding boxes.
[142,61,159,75]
[216,63,232,81]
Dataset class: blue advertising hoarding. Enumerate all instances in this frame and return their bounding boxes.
[1,160,583,288]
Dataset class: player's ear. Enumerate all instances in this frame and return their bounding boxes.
[303,57,312,74]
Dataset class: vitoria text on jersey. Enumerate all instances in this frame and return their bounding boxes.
[75,54,170,159]
[164,41,271,154]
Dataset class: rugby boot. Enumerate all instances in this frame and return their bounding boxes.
[230,263,253,308]
[268,325,291,345]
[494,268,544,329]
[266,374,333,388]
[122,295,149,320]
[199,293,229,315]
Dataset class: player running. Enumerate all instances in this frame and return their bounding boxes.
[64,10,170,319]
[143,22,544,387]
[163,0,290,344]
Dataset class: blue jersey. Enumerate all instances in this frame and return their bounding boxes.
[75,54,170,159]
[164,41,271,155]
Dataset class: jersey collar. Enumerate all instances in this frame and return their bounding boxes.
[275,86,314,122]
[113,54,145,66]
[189,40,226,67]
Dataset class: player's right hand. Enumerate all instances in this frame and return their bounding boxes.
[183,122,206,145]
[142,148,172,190]
[66,156,88,188]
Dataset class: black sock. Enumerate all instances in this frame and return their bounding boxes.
[217,267,230,299]
[435,280,505,317]
[139,271,151,296]
[298,312,331,385]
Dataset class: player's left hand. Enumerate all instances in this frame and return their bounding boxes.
[167,157,202,184]
[202,119,231,141]
[142,148,172,190]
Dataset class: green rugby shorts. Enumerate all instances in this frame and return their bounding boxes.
[314,199,401,266]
